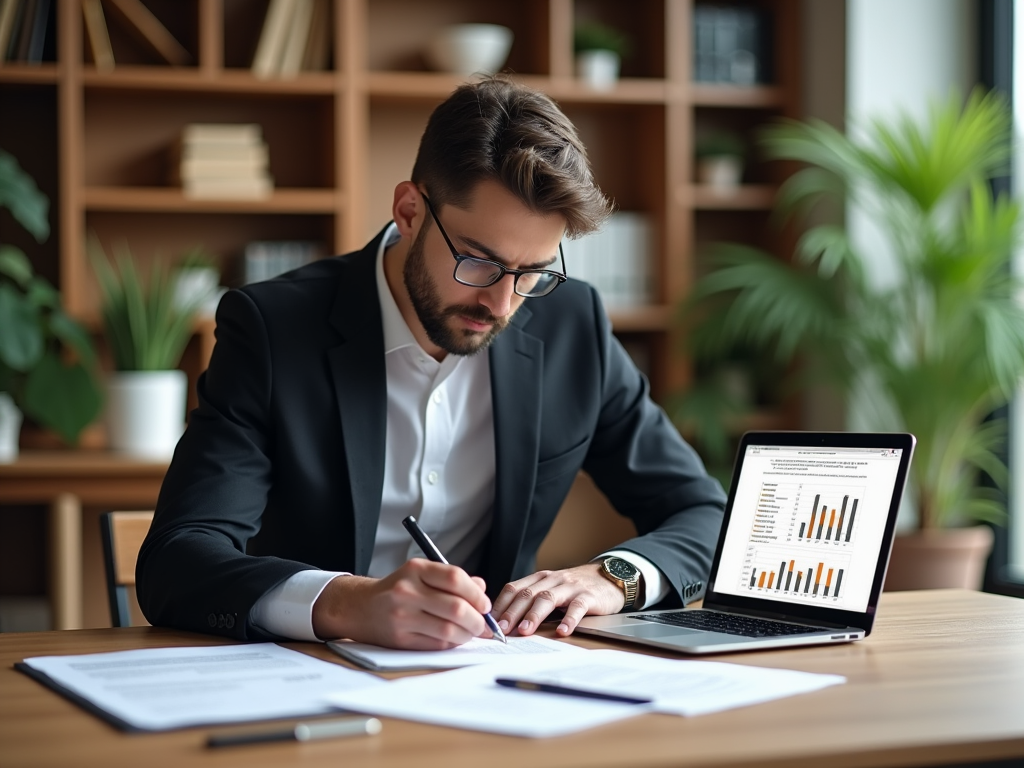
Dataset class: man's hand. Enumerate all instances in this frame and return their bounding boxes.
[312,559,495,649]
[491,563,627,638]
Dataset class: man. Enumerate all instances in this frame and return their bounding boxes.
[137,77,726,649]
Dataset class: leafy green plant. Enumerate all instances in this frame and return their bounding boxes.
[90,238,202,371]
[0,150,102,444]
[573,21,632,57]
[695,131,746,159]
[682,88,1024,530]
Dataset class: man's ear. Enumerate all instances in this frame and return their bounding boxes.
[392,181,423,238]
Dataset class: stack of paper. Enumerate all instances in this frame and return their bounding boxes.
[172,124,273,200]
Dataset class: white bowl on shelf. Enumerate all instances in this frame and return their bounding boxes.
[425,24,514,76]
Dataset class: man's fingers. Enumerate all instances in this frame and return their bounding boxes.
[555,596,591,636]
[415,560,492,614]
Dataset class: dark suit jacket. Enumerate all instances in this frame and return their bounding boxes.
[137,227,726,640]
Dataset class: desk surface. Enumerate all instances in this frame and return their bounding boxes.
[2,589,1023,768]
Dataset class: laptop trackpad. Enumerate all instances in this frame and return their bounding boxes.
[616,623,701,639]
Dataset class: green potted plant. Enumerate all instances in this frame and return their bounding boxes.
[0,150,102,459]
[90,238,203,458]
[695,131,746,192]
[573,20,631,89]
[682,89,1023,589]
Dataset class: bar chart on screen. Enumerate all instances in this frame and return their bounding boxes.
[751,482,865,548]
[742,548,853,602]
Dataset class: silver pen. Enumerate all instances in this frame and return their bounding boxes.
[402,515,508,644]
[206,716,382,748]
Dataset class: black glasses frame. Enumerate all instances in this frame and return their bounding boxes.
[420,193,567,298]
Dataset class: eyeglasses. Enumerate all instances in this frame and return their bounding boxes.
[421,193,567,298]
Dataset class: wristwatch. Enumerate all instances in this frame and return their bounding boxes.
[598,557,641,611]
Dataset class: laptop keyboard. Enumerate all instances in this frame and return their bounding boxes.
[634,610,825,637]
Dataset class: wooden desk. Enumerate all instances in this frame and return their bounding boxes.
[0,451,168,630]
[2,589,1023,768]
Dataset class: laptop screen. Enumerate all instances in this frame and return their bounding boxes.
[713,443,906,614]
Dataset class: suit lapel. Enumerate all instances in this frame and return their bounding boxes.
[485,305,542,588]
[327,230,389,575]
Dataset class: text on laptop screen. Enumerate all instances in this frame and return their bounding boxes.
[714,444,904,613]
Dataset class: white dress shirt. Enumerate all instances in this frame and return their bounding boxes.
[250,224,666,640]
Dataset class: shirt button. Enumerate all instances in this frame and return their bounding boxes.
[427,471,439,485]
[432,391,443,404]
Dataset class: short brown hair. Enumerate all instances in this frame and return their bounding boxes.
[411,77,613,238]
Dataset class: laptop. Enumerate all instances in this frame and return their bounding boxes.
[578,431,916,654]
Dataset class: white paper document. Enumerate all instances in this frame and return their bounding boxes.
[325,649,845,737]
[20,643,383,731]
[505,650,847,717]
[327,634,586,670]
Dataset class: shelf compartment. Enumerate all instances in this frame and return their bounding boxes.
[83,187,340,213]
[366,0,549,75]
[83,89,336,189]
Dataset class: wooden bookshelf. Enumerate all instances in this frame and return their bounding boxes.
[0,0,802,416]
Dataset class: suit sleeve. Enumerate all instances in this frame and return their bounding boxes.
[581,287,727,607]
[136,289,316,640]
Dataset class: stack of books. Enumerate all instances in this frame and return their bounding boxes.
[242,241,322,284]
[251,0,331,79]
[692,4,772,85]
[171,124,273,200]
[561,212,654,310]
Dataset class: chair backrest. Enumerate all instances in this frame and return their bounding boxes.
[100,511,154,628]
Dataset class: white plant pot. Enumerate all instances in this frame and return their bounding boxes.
[697,155,744,193]
[576,49,620,89]
[0,392,22,464]
[106,370,187,459]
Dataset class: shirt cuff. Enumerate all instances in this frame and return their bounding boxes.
[599,550,669,609]
[249,570,348,641]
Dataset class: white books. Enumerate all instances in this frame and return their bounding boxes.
[563,212,654,309]
[278,0,314,77]
[251,0,297,78]
[242,241,321,283]
[173,123,273,200]
[180,122,263,146]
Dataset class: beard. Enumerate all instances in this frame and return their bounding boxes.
[403,225,510,356]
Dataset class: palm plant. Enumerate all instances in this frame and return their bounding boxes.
[683,89,1024,530]
[89,238,202,371]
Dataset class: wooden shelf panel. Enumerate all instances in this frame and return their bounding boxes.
[682,185,777,210]
[84,187,340,213]
[690,84,788,108]
[82,67,339,95]
[608,305,675,332]
[365,72,670,105]
[0,65,59,84]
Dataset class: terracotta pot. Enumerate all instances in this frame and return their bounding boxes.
[883,526,994,591]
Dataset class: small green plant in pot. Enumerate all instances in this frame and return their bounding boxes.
[0,150,102,456]
[90,238,203,458]
[683,89,1023,589]
[573,21,632,89]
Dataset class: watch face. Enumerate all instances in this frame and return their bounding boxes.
[605,558,638,581]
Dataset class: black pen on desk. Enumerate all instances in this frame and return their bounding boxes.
[495,678,652,705]
[401,515,508,644]
[206,716,382,748]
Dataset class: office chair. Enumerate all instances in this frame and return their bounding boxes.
[100,511,154,628]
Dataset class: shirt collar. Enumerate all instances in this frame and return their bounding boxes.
[376,223,423,355]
